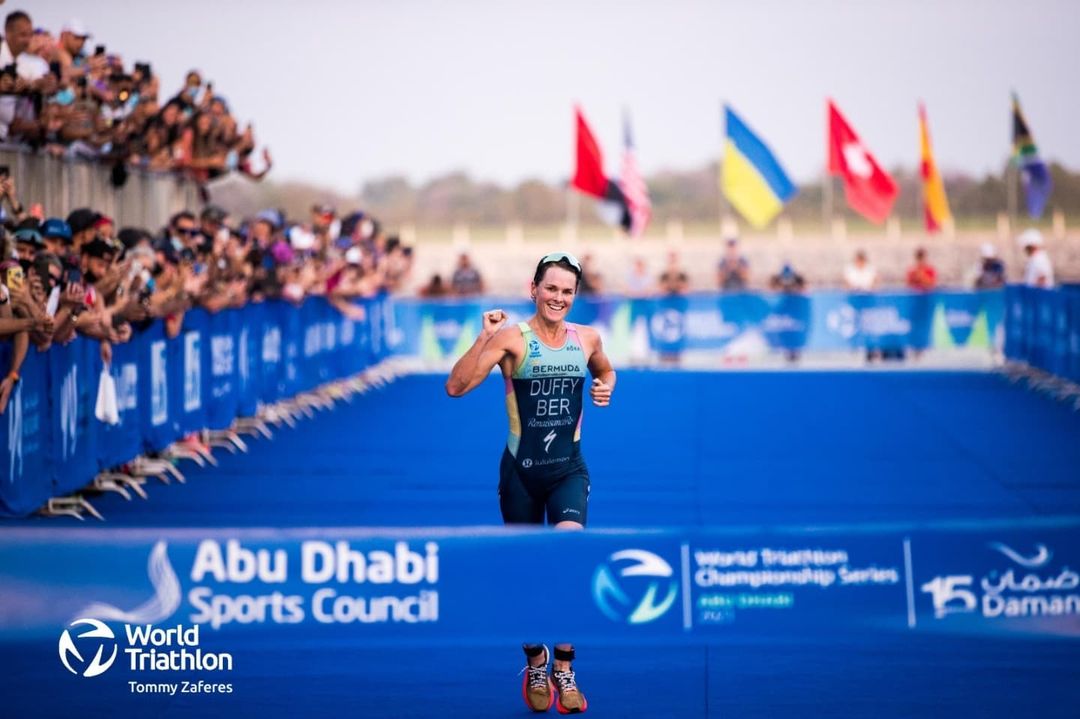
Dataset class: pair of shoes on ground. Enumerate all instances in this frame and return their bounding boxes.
[522,644,587,714]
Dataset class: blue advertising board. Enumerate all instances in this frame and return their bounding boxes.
[1,519,1077,643]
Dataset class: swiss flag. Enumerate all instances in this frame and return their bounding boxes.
[827,100,898,224]
[572,106,609,198]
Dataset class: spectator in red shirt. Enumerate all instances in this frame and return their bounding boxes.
[906,247,937,291]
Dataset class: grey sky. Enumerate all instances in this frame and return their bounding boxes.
[27,0,1080,194]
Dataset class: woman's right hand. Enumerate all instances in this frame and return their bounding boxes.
[481,309,507,338]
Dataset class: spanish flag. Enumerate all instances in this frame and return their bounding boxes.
[721,105,796,229]
[918,102,951,233]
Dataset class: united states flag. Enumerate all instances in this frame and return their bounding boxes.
[619,112,652,238]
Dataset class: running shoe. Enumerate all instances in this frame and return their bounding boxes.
[521,644,554,712]
[553,666,587,714]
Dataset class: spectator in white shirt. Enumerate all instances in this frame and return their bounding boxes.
[1019,229,1055,288]
[0,11,57,141]
[843,250,878,292]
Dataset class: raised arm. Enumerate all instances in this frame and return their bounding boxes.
[582,326,616,407]
[445,310,517,397]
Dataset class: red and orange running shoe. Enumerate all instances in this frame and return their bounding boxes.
[521,644,554,712]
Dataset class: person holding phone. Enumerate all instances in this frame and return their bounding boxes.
[57,18,92,74]
[446,252,616,715]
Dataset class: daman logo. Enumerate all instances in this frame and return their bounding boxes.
[58,618,118,678]
[592,549,678,625]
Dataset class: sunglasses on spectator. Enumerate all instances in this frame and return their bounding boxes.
[178,227,200,236]
[538,252,582,273]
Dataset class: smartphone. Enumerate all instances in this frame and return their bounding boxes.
[5,265,24,290]
[64,267,82,286]
[94,45,106,56]
[49,61,62,79]
[46,285,60,318]
[0,166,9,179]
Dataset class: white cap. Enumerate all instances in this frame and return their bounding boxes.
[980,242,997,259]
[1017,228,1044,248]
[61,19,91,37]
[344,247,363,265]
[287,225,315,251]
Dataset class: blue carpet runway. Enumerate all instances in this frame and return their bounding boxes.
[3,370,1080,717]
[16,370,1080,528]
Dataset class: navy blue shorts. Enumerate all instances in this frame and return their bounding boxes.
[498,448,590,526]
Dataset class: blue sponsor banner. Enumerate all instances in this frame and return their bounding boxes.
[1,519,1078,642]
[395,291,1005,362]
[173,311,208,438]
[0,343,49,517]
[0,298,386,517]
[206,310,240,431]
[1005,285,1080,383]
[235,305,260,419]
[139,320,178,453]
[48,338,98,496]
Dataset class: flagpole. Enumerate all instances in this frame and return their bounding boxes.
[822,102,833,235]
[822,168,832,235]
[566,185,580,237]
[1006,159,1018,235]
[1006,92,1019,236]
[718,100,728,238]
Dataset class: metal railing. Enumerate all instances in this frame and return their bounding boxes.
[0,145,200,229]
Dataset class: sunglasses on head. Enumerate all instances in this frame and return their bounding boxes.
[538,252,582,273]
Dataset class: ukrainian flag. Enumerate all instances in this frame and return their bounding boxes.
[721,105,797,229]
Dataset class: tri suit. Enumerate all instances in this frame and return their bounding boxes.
[499,321,591,525]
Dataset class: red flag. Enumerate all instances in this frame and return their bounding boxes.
[827,100,898,224]
[572,107,608,198]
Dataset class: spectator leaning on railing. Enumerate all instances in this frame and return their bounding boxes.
[0,198,414,351]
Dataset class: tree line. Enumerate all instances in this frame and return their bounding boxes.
[217,163,1080,229]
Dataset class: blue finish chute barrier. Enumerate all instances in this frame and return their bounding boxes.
[1005,285,1080,384]
[391,290,1005,361]
[0,298,385,518]
[2,518,1078,641]
[0,288,1029,518]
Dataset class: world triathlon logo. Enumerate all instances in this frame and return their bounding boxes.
[592,549,678,625]
[58,618,118,678]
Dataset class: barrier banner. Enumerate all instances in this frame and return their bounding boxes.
[235,305,260,419]
[48,338,99,497]
[0,343,49,517]
[173,313,208,439]
[1005,285,1080,384]
[392,291,1005,363]
[138,320,178,453]
[204,310,238,431]
[258,304,283,405]
[0,298,383,518]
[1,519,1077,644]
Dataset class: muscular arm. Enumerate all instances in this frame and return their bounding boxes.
[445,310,518,397]
[582,326,616,406]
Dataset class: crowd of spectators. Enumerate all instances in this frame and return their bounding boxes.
[0,176,413,414]
[0,11,270,190]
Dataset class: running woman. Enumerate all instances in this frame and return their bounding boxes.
[446,252,615,714]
